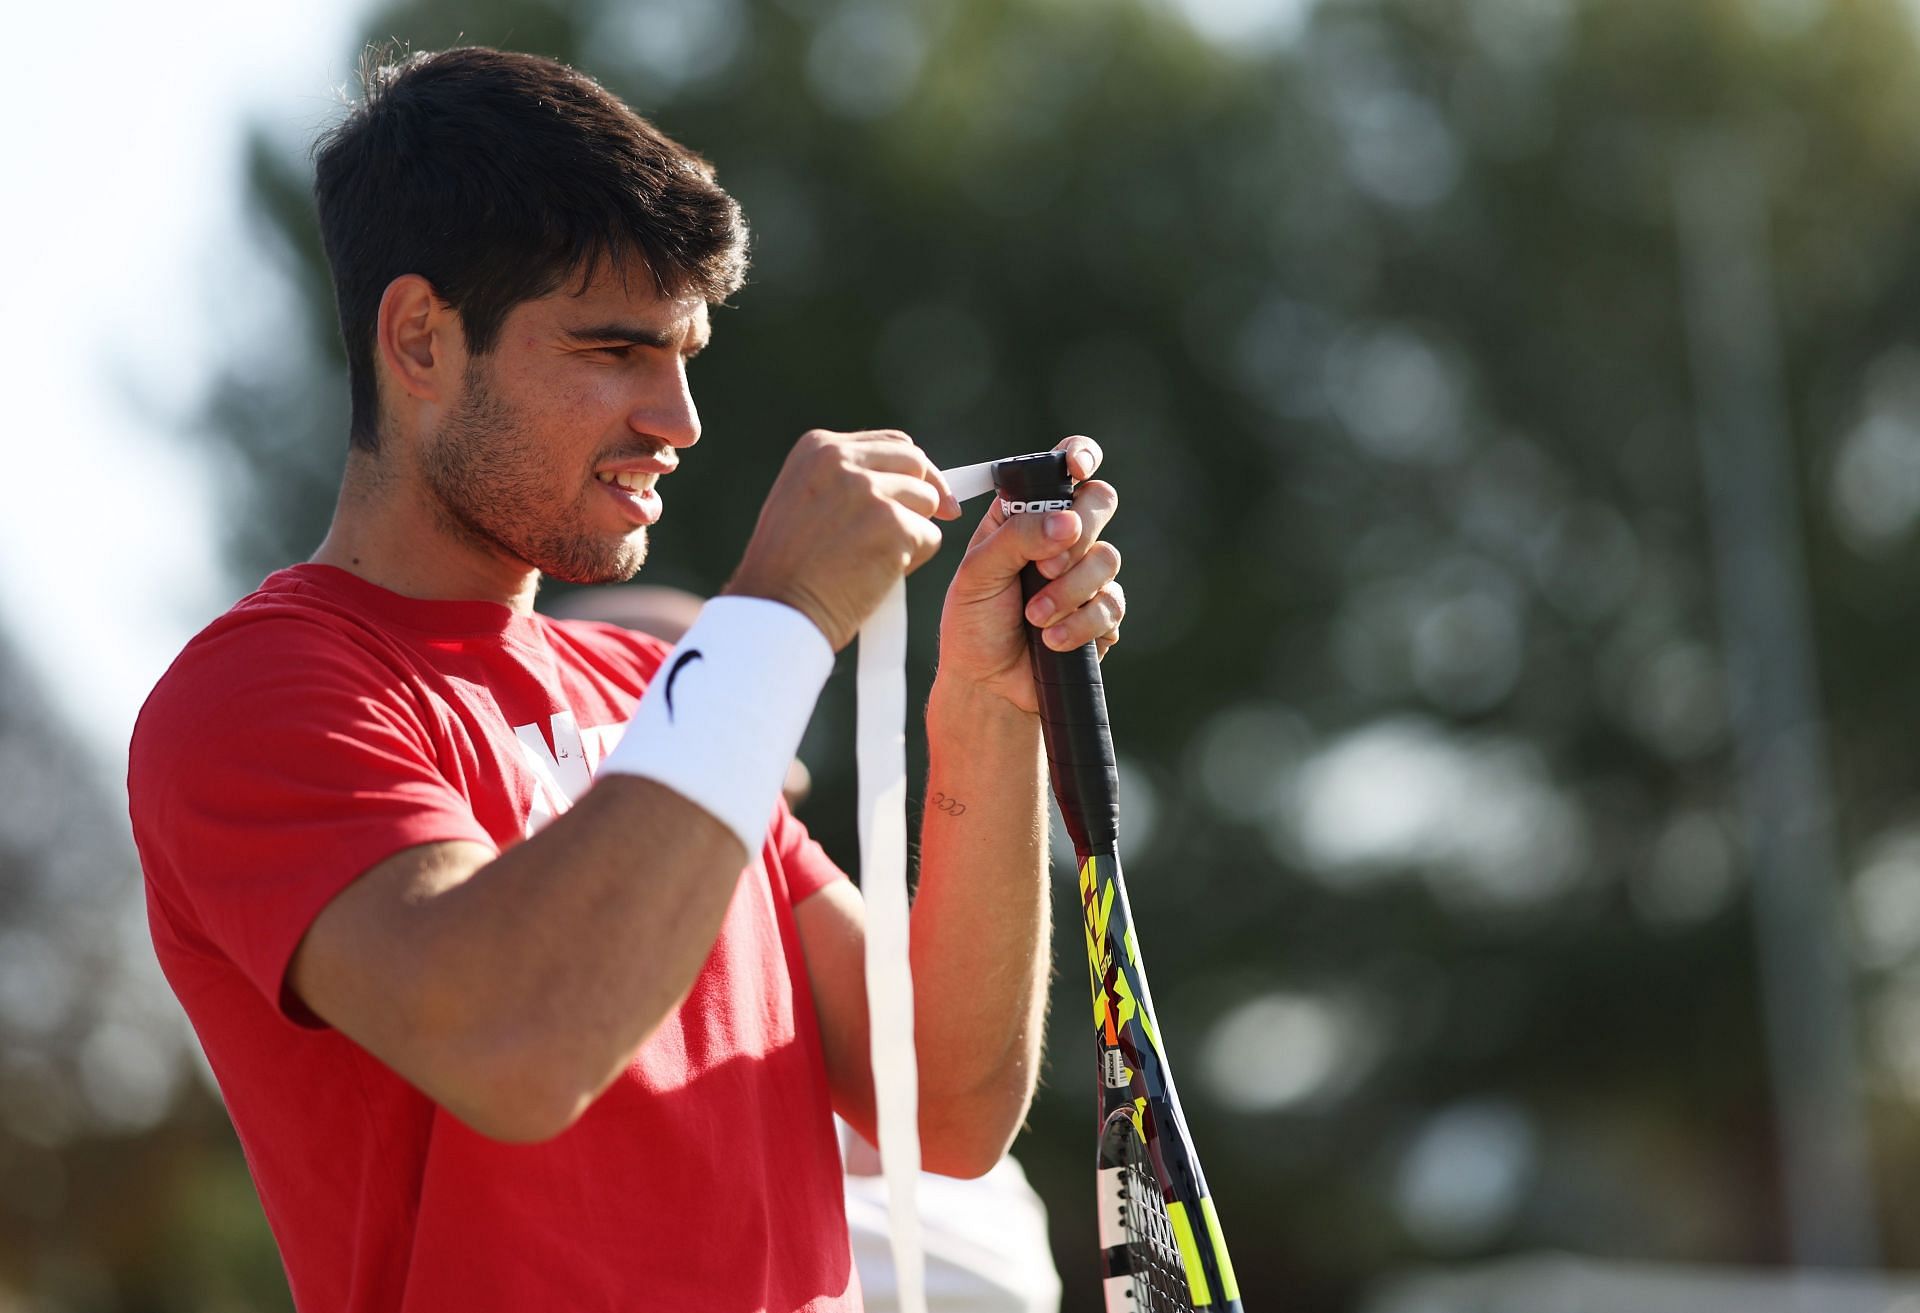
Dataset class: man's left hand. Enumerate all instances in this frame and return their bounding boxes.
[937,435,1125,716]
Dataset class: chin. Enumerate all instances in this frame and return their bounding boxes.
[539,531,649,586]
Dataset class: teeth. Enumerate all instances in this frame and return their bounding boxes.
[596,471,655,492]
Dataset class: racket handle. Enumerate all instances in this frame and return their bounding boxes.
[991,452,1119,856]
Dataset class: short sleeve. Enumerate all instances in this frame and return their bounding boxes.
[129,616,496,1022]
[767,796,849,905]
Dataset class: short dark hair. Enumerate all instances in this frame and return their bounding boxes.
[313,45,749,451]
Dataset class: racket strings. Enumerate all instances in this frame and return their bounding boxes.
[1117,1151,1194,1312]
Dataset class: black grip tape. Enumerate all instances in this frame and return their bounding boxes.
[991,452,1119,856]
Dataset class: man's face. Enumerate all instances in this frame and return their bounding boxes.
[419,262,709,586]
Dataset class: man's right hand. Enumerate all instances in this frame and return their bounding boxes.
[724,429,961,650]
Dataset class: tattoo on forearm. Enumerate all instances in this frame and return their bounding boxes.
[930,791,968,817]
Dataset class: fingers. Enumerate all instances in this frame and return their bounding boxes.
[895,500,946,575]
[1022,438,1123,652]
[1054,434,1103,482]
[1026,549,1125,651]
[966,435,1104,544]
[739,427,963,649]
[870,471,946,527]
[833,438,948,582]
[1034,479,1117,580]
[847,430,960,519]
[1037,580,1125,653]
[965,500,1080,575]
[970,477,1117,583]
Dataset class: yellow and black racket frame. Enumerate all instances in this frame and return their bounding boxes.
[993,453,1243,1312]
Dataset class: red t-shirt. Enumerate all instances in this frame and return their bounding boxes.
[128,564,859,1311]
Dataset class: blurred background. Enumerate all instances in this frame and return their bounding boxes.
[10,0,1920,1308]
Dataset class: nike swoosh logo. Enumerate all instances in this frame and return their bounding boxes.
[664,649,703,722]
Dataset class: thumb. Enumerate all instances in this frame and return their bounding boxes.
[962,503,1081,581]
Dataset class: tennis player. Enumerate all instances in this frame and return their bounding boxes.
[127,45,1123,1312]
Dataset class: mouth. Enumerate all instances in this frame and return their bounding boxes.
[595,469,663,526]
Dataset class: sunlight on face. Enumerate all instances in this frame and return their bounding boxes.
[421,358,653,584]
[419,267,708,585]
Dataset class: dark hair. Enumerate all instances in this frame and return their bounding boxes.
[313,45,749,451]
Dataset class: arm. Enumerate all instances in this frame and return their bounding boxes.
[288,778,743,1143]
[289,430,961,1143]
[798,436,1125,1175]
[795,685,1048,1177]
[911,678,1052,1165]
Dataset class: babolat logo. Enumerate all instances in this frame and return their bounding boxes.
[999,497,1075,515]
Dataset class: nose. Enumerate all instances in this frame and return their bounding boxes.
[631,359,701,451]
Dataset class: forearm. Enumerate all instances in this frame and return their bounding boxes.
[405,777,748,1135]
[820,431,1117,1169]
[907,675,1052,1165]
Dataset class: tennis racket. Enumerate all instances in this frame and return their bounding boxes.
[993,453,1244,1312]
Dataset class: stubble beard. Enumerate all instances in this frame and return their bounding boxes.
[421,361,649,587]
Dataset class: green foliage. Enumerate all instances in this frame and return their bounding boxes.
[167,0,1920,1308]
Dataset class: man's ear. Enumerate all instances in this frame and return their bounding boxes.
[375,274,464,408]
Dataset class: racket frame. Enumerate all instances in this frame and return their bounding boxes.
[990,452,1243,1312]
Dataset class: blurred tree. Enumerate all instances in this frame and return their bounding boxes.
[167,0,1920,1309]
[0,625,293,1311]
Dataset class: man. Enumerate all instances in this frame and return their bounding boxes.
[127,45,1124,1312]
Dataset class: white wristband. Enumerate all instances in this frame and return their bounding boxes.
[598,596,834,856]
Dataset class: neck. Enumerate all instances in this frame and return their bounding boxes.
[311,452,542,614]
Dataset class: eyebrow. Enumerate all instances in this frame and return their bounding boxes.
[562,322,710,353]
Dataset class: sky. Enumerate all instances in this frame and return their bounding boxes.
[0,1,367,781]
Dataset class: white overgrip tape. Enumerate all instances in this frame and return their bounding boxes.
[598,596,834,856]
[940,458,999,504]
[858,577,925,1313]
[855,457,1014,1313]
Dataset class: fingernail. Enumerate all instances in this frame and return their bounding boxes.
[1039,553,1069,578]
[1027,598,1056,627]
[1043,624,1070,648]
[1045,512,1075,541]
